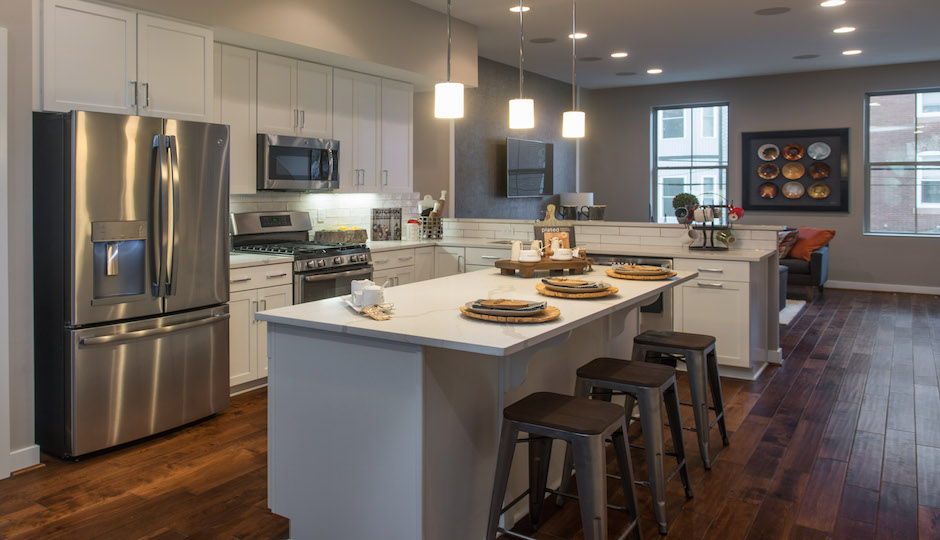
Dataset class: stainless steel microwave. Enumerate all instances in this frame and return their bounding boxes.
[257,134,339,191]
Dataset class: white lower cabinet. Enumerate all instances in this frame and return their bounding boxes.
[228,262,293,387]
[414,247,434,281]
[374,267,414,288]
[434,246,464,278]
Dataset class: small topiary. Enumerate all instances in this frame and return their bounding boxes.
[672,193,699,209]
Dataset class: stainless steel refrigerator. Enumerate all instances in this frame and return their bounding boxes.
[33,111,231,458]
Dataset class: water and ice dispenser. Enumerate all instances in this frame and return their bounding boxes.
[91,221,148,300]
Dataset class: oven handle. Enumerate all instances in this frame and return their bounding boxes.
[302,267,373,282]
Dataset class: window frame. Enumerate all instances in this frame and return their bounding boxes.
[650,102,729,223]
[701,107,717,139]
[864,89,940,236]
[660,109,686,140]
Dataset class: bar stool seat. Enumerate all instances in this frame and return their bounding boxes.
[559,358,692,535]
[487,392,642,540]
[633,330,730,470]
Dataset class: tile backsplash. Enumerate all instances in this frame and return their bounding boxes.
[230,192,421,237]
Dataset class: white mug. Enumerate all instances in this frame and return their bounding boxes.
[550,237,563,251]
[351,279,374,295]
[552,248,573,260]
[518,249,541,262]
[510,240,523,262]
[361,285,384,306]
[692,207,714,222]
[530,239,544,252]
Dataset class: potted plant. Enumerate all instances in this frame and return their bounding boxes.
[672,193,699,224]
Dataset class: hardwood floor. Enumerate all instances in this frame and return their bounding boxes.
[502,290,940,539]
[0,290,937,539]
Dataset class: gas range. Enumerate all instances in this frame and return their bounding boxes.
[235,242,371,272]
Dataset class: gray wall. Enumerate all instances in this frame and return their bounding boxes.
[413,90,450,201]
[582,61,940,288]
[454,57,576,220]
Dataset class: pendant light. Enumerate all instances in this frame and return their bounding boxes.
[508,0,534,129]
[562,0,585,138]
[434,0,464,119]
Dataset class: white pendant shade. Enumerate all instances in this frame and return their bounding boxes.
[434,82,464,119]
[563,110,585,138]
[509,98,534,129]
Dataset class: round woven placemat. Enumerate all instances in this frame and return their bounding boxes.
[459,305,561,323]
[535,283,618,299]
[605,268,677,281]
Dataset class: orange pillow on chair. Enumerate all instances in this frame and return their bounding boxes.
[788,226,835,261]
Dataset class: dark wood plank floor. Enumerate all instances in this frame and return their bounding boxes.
[1,290,937,539]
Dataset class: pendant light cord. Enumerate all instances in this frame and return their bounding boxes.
[518,0,525,99]
[571,0,577,111]
[446,0,452,82]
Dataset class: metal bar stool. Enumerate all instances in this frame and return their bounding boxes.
[558,358,692,535]
[486,392,642,540]
[632,330,730,469]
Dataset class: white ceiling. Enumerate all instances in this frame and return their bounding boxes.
[410,0,940,89]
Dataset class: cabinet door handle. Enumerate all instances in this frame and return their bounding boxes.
[129,81,138,107]
[266,272,288,279]
[393,276,399,286]
[251,300,258,324]
[301,110,305,128]
[458,255,465,273]
[142,82,150,108]
[481,255,501,260]
[231,277,252,283]
[398,256,413,261]
[697,267,724,273]
[697,282,725,289]
[383,170,389,185]
[260,299,267,311]
[293,109,298,128]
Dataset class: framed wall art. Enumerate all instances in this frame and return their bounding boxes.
[741,128,849,212]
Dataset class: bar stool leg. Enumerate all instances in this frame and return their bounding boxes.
[528,436,553,528]
[557,377,594,506]
[572,434,609,540]
[637,388,669,534]
[631,343,650,363]
[486,421,520,540]
[706,348,730,446]
[611,420,642,540]
[685,351,713,469]
[663,382,693,499]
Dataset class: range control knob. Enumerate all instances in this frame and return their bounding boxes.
[352,254,362,262]
[316,259,326,267]
[334,256,343,264]
[306,260,316,268]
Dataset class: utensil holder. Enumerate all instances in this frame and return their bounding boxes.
[418,216,443,239]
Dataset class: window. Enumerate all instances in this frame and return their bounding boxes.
[652,104,729,223]
[867,90,940,235]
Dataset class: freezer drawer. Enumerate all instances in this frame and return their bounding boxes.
[66,306,230,457]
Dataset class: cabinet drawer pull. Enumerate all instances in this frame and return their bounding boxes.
[374,258,390,264]
[481,255,501,260]
[266,272,288,278]
[697,282,725,289]
[697,267,724,273]
[231,277,252,283]
[398,256,413,261]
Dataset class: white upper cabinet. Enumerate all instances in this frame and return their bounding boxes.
[41,0,137,114]
[214,44,257,195]
[334,68,380,192]
[136,15,213,121]
[40,0,213,121]
[380,79,413,193]
[258,53,332,139]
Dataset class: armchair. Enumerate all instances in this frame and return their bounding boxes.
[780,245,829,301]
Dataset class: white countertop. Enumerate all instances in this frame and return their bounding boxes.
[367,239,775,262]
[255,267,696,357]
[230,252,294,268]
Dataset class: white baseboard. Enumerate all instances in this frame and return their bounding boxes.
[827,280,940,296]
[10,444,40,473]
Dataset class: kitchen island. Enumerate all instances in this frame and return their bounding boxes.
[256,267,696,540]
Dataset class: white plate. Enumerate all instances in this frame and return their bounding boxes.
[613,265,670,276]
[465,300,547,317]
[542,281,611,293]
[341,295,394,313]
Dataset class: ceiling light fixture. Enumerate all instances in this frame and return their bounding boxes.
[610,52,628,58]
[833,26,856,33]
[568,32,587,39]
[870,102,881,106]
[509,0,534,129]
[647,68,663,74]
[562,0,585,138]
[842,49,862,55]
[820,0,846,6]
[509,5,529,12]
[434,0,464,119]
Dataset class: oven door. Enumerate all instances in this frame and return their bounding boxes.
[258,134,339,191]
[294,265,374,304]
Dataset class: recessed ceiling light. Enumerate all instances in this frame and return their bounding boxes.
[870,102,881,106]
[793,54,821,59]
[610,52,629,58]
[820,0,846,6]
[755,7,791,16]
[616,71,637,76]
[568,33,588,39]
[509,5,530,12]
[530,37,556,44]
[914,130,924,134]
[842,49,862,55]
[647,68,663,74]
[833,26,856,33]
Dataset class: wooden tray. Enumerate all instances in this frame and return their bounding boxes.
[495,258,593,278]
[535,283,618,299]
[459,305,561,323]
[605,268,677,281]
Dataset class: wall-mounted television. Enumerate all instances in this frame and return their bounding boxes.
[506,137,553,198]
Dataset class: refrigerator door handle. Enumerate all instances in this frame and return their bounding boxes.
[166,135,181,295]
[151,135,168,297]
[78,313,231,347]
[327,149,334,182]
